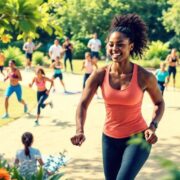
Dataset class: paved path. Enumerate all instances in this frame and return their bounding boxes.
[0,70,180,180]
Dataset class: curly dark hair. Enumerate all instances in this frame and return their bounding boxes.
[109,14,148,58]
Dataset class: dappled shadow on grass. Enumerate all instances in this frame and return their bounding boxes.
[166,106,180,111]
[62,157,103,180]
[137,136,180,180]
[51,119,75,128]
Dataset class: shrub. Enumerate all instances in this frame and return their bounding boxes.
[144,41,169,61]
[32,51,44,65]
[72,40,89,59]
[3,46,24,67]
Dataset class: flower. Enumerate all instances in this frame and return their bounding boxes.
[0,168,10,180]
[1,34,12,43]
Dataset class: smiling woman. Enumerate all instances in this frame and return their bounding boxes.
[71,14,165,180]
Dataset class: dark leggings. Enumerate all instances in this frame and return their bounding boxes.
[102,133,151,180]
[83,73,91,88]
[158,81,165,95]
[168,66,176,79]
[64,53,73,71]
[37,90,48,115]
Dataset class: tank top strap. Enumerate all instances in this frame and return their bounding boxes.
[131,63,138,84]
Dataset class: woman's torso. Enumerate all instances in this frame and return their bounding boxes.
[84,59,93,74]
[54,62,62,74]
[8,68,20,86]
[168,55,178,67]
[101,63,148,138]
[35,77,46,91]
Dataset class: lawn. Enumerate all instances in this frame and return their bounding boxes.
[0,82,36,126]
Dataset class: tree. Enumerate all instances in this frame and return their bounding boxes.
[162,0,180,35]
[0,0,63,43]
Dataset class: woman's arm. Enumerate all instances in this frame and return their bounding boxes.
[145,72,165,143]
[71,68,106,146]
[81,61,85,71]
[29,77,35,88]
[44,77,53,92]
[16,69,22,81]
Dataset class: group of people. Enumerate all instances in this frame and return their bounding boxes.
[155,48,179,95]
[0,13,179,180]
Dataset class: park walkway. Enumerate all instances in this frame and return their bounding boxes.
[0,69,180,180]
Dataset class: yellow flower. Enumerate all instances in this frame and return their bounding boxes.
[1,35,12,43]
[0,168,10,180]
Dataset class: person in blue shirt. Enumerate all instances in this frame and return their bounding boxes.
[155,62,169,95]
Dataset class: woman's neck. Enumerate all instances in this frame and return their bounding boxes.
[111,61,133,75]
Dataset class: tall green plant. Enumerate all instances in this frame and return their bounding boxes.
[3,46,24,66]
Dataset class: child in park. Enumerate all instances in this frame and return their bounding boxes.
[15,132,69,179]
[0,49,5,77]
[29,68,53,126]
[15,132,44,178]
[51,56,67,93]
[155,62,169,95]
[81,52,98,89]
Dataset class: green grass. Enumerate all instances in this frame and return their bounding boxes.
[0,82,36,126]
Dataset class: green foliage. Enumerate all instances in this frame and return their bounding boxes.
[0,0,63,40]
[162,0,180,35]
[32,51,44,65]
[144,41,169,61]
[72,40,88,59]
[157,157,180,180]
[136,58,161,69]
[127,133,151,152]
[169,35,180,51]
[3,46,24,66]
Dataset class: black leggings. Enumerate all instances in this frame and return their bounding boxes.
[168,66,176,79]
[102,133,151,180]
[37,90,48,115]
[64,53,73,71]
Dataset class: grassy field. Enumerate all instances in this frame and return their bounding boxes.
[0,82,36,126]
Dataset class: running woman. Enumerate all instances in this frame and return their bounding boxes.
[51,56,67,93]
[71,14,165,179]
[166,48,179,88]
[0,49,5,77]
[81,52,97,88]
[2,60,28,119]
[15,132,44,178]
[155,62,169,95]
[29,68,53,126]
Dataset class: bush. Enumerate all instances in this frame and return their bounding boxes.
[72,40,89,59]
[169,35,180,51]
[32,51,44,65]
[144,41,169,61]
[3,46,24,67]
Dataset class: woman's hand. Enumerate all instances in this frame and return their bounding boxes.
[144,128,158,144]
[29,83,32,88]
[71,133,86,146]
[46,90,50,95]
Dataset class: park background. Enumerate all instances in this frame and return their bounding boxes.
[0,0,180,179]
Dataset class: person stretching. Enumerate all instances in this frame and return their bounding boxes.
[29,68,53,126]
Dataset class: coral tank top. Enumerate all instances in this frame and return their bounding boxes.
[101,64,148,138]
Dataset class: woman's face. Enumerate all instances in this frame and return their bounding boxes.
[107,32,133,63]
[36,70,43,77]
[9,61,15,68]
